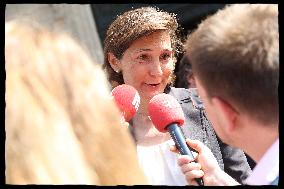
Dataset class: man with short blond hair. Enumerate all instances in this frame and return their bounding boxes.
[175,4,279,185]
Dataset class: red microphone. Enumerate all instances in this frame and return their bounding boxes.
[111,84,140,122]
[148,93,204,186]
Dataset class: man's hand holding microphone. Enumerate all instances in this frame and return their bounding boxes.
[170,138,239,186]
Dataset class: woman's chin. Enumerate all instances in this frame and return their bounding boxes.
[141,91,162,102]
[139,84,165,101]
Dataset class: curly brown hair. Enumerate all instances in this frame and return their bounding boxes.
[103,6,183,87]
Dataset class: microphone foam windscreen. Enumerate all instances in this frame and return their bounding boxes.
[148,93,185,132]
[111,84,140,121]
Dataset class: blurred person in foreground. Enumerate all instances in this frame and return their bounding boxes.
[103,6,252,185]
[172,4,279,185]
[5,20,147,185]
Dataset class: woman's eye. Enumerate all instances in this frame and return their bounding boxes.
[160,53,171,61]
[137,54,151,64]
[138,54,149,60]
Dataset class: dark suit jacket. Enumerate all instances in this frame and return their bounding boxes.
[168,87,252,184]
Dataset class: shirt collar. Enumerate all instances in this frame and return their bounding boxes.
[245,138,279,185]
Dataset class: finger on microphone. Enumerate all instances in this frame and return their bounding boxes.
[185,169,204,186]
[185,138,204,153]
[180,160,202,174]
[171,139,199,158]
[177,155,195,166]
[169,144,179,153]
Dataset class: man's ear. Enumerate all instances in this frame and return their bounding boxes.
[211,97,239,133]
[108,53,121,72]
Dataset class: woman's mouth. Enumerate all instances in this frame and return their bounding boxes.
[144,83,161,90]
[148,83,159,87]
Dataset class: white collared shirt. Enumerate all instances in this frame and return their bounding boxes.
[245,138,279,185]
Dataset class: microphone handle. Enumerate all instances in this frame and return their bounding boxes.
[167,123,204,186]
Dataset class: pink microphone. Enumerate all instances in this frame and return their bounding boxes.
[111,84,140,122]
[148,93,185,132]
[148,93,204,186]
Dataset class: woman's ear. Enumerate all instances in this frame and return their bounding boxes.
[211,97,239,133]
[108,53,121,73]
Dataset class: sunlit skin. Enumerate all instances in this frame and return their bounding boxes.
[115,31,174,114]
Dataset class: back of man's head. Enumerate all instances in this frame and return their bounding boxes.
[185,4,278,125]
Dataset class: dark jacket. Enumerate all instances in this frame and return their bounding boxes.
[168,87,252,184]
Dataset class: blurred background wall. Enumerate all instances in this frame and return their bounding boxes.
[5,4,104,64]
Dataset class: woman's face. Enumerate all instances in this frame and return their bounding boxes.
[117,31,174,103]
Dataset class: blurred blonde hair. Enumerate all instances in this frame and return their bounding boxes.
[5,20,147,185]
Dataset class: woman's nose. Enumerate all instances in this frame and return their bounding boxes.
[149,61,163,77]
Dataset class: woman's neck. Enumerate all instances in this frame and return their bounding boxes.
[137,100,149,116]
[133,107,170,146]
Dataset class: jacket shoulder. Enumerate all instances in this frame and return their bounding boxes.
[169,87,204,109]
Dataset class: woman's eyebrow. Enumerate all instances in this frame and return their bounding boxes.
[135,48,173,53]
[135,49,152,52]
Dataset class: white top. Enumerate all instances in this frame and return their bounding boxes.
[245,138,279,185]
[136,139,188,185]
